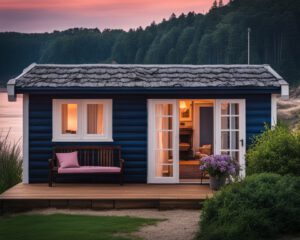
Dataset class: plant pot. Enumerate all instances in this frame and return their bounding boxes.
[209,175,226,190]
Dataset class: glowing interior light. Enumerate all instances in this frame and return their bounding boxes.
[67,104,77,132]
[179,101,187,109]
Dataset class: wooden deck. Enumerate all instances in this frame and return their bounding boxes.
[0,184,213,212]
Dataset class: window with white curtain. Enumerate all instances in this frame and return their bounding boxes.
[87,104,104,134]
[53,99,112,142]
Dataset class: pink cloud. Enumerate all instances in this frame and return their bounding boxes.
[0,0,214,12]
[0,0,228,32]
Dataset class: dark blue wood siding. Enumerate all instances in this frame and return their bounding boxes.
[28,93,271,183]
[28,94,148,183]
[245,95,271,146]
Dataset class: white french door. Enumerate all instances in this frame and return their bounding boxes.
[148,100,179,183]
[215,100,246,177]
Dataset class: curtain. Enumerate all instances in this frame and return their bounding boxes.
[97,105,103,134]
[88,104,103,134]
[156,104,172,177]
[61,104,68,134]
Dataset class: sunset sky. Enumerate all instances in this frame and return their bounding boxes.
[0,0,228,33]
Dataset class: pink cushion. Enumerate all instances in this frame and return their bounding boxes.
[56,151,79,168]
[58,166,121,174]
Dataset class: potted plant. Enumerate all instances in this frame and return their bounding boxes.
[200,154,240,190]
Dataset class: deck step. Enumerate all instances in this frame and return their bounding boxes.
[0,199,205,213]
[0,183,213,214]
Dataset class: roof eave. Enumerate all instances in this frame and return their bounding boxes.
[7,78,16,101]
[280,83,289,100]
[15,86,282,95]
[264,65,289,100]
[7,63,36,102]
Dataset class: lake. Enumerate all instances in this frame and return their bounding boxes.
[0,92,23,145]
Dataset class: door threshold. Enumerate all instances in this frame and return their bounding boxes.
[179,179,209,185]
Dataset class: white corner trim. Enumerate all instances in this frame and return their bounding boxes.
[23,94,29,183]
[271,94,278,127]
[7,63,37,102]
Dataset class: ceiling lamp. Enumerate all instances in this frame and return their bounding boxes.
[180,101,187,109]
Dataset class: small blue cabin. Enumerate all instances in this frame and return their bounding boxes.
[7,64,289,184]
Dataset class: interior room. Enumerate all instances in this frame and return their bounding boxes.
[179,99,214,183]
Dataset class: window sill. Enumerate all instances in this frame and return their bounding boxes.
[52,138,114,142]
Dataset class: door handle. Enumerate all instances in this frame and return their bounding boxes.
[240,139,244,147]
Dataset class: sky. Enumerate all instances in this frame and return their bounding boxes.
[0,0,227,33]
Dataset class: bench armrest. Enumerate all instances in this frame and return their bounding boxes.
[120,158,125,171]
[48,158,55,170]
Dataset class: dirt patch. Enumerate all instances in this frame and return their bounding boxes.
[133,210,200,240]
[26,208,200,240]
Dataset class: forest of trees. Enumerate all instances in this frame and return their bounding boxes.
[0,0,300,86]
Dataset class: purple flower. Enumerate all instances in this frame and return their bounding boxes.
[199,154,240,177]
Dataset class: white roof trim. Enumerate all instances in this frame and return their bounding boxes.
[281,84,289,100]
[7,63,37,102]
[264,65,289,100]
[26,63,275,68]
[7,78,16,101]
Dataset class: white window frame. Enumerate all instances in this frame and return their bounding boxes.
[52,99,113,142]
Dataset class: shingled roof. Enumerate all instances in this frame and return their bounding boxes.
[11,64,287,89]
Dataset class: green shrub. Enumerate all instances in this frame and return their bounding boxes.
[246,124,300,176]
[198,173,300,240]
[0,134,22,193]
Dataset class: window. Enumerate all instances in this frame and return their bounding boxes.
[61,103,78,134]
[220,102,240,161]
[53,99,112,142]
[87,104,103,134]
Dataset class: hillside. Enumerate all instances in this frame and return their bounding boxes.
[0,0,300,86]
[278,87,300,129]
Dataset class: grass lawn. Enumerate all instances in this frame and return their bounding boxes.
[0,214,158,240]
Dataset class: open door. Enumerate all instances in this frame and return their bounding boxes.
[215,100,246,177]
[148,100,179,183]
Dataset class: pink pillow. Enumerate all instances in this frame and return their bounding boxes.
[56,151,79,168]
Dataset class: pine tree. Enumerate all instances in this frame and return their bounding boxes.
[212,0,218,9]
[169,13,176,20]
[219,0,223,7]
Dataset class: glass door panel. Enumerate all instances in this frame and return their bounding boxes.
[216,100,246,177]
[148,100,179,183]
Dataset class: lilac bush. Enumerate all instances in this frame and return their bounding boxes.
[200,154,240,178]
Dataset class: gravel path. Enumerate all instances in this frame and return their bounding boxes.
[27,209,201,240]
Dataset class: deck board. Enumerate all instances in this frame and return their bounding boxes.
[0,184,213,211]
[0,183,213,200]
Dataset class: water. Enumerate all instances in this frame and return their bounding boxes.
[0,92,23,145]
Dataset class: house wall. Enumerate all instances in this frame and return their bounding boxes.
[28,93,271,183]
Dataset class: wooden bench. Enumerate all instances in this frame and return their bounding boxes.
[49,146,124,187]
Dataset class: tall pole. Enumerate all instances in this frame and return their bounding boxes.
[248,28,251,65]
